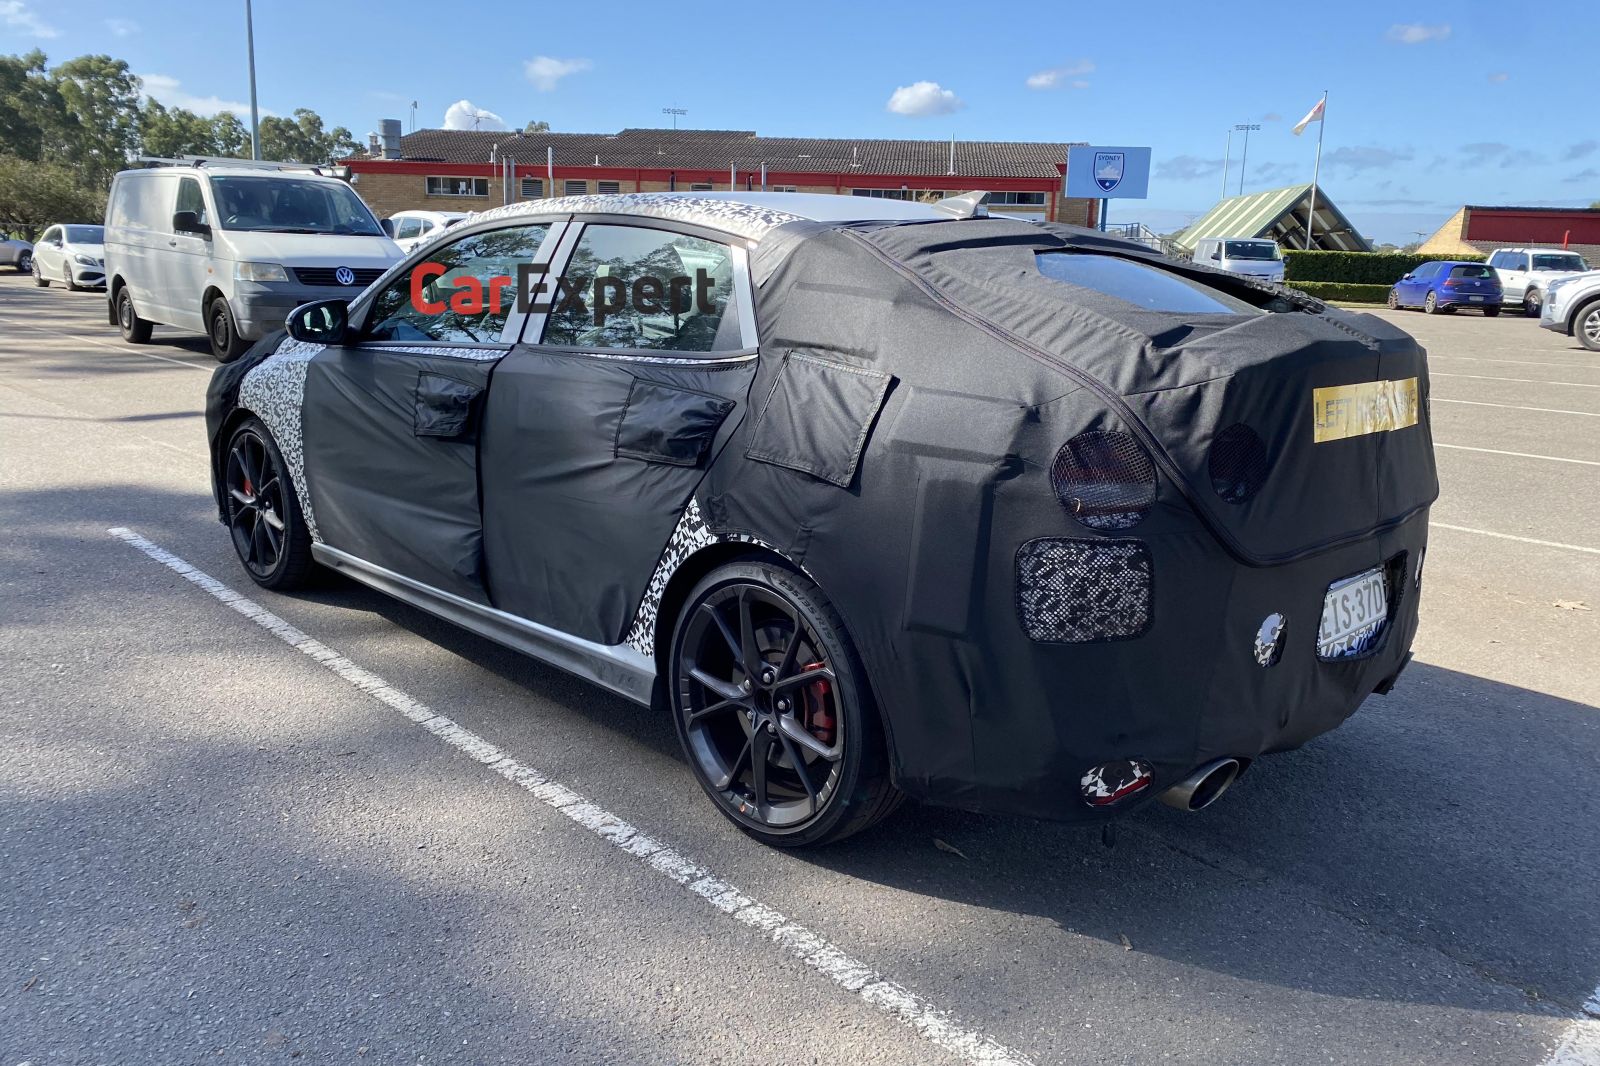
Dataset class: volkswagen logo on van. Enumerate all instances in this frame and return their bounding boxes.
[334,266,357,286]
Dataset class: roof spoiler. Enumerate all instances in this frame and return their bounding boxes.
[932,190,990,220]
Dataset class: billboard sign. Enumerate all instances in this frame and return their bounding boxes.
[1066,146,1151,199]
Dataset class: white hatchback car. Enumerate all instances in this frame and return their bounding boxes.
[31,224,105,290]
[383,210,470,253]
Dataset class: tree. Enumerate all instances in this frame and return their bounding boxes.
[138,100,253,159]
[524,120,550,134]
[50,54,141,189]
[259,108,358,164]
[0,50,70,164]
[0,154,106,232]
[1591,200,1600,211]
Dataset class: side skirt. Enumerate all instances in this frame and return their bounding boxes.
[310,544,657,707]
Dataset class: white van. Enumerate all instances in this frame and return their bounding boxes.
[1191,237,1285,282]
[104,160,403,361]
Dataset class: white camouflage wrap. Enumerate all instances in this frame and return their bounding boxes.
[417,193,804,252]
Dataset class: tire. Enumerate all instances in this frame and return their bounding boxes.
[207,296,248,363]
[116,287,153,343]
[222,418,315,590]
[1423,291,1439,314]
[668,559,901,848]
[16,251,30,274]
[1524,290,1542,317]
[63,263,79,292]
[1386,288,1399,310]
[1577,300,1600,353]
[32,257,47,287]
[1484,307,1500,318]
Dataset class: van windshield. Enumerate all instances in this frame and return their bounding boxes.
[210,176,383,236]
[1223,241,1279,261]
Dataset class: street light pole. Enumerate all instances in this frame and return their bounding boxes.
[1235,123,1261,197]
[245,0,261,159]
[1221,128,1233,201]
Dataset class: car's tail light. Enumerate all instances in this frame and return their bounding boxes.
[1049,430,1157,530]
[1208,424,1270,504]
[1443,278,1459,288]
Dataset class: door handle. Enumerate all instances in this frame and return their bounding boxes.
[168,240,178,247]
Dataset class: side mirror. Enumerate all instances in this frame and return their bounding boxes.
[286,299,348,344]
[380,218,396,238]
[1401,273,1414,281]
[1209,251,1221,260]
[173,210,210,236]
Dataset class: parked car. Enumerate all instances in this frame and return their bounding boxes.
[204,191,1434,847]
[30,223,106,290]
[382,209,469,253]
[104,159,404,362]
[1540,271,1600,351]
[1191,236,1286,282]
[1487,247,1590,315]
[1388,261,1502,315]
[1,236,32,274]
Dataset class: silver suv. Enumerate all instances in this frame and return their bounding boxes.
[1486,247,1590,315]
[1540,271,1600,351]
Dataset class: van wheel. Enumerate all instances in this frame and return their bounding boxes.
[116,287,153,343]
[208,297,247,363]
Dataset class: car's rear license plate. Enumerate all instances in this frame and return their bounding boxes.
[1318,567,1388,659]
[1470,295,1485,302]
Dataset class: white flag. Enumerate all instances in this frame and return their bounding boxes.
[1292,98,1325,136]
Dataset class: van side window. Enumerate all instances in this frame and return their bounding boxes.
[176,177,208,227]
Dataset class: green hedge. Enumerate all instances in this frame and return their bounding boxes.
[1283,250,1484,284]
[1287,281,1393,304]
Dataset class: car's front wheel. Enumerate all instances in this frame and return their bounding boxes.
[17,251,31,274]
[223,418,314,589]
[32,257,47,287]
[669,559,900,847]
[1577,300,1600,353]
[1524,290,1542,317]
[1386,288,1400,309]
[208,297,248,363]
[63,263,79,292]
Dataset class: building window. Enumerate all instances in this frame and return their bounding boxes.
[989,191,1049,206]
[770,185,798,193]
[520,177,543,198]
[597,180,622,195]
[851,188,947,201]
[563,179,588,196]
[426,176,489,198]
[690,182,714,192]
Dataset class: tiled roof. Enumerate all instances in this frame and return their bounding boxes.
[360,127,1076,179]
[1173,184,1372,253]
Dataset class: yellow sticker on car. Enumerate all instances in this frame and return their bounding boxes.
[1312,378,1420,443]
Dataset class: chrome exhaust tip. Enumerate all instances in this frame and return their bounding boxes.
[1159,757,1242,812]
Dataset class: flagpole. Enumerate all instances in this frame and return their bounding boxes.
[1304,90,1326,250]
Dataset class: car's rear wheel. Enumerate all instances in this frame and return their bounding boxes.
[32,257,47,287]
[1386,288,1399,309]
[1524,290,1542,317]
[17,250,31,274]
[116,287,153,343]
[208,297,247,363]
[1577,300,1600,353]
[1423,291,1439,314]
[1484,307,1500,318]
[669,560,900,848]
[224,418,314,590]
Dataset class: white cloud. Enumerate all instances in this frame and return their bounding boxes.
[106,17,138,36]
[0,0,57,38]
[1026,60,1094,90]
[886,81,965,117]
[1487,71,1509,83]
[139,73,260,118]
[523,56,591,92]
[443,99,508,131]
[1386,23,1451,44]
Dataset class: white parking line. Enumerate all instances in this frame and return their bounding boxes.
[1432,399,1600,419]
[1429,523,1600,557]
[1431,355,1600,372]
[105,526,1034,1066]
[1433,443,1600,467]
[1432,372,1600,389]
[1537,990,1600,1066]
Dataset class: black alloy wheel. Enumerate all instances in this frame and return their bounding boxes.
[224,419,313,589]
[117,287,153,343]
[669,561,899,847]
[208,297,246,363]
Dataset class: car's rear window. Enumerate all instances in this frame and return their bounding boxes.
[1035,253,1261,315]
[1450,265,1495,279]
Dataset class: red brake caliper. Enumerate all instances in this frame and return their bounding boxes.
[800,662,834,746]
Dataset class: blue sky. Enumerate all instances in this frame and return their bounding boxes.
[5,0,1596,245]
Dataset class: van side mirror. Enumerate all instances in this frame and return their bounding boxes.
[173,210,210,236]
[1209,251,1220,260]
[380,218,396,238]
[286,299,348,344]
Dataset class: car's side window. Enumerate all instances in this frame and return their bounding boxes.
[1488,252,1505,269]
[1510,253,1528,271]
[40,226,58,245]
[394,218,422,241]
[541,223,743,353]
[175,177,208,227]
[363,223,550,345]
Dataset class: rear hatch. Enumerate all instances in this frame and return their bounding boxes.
[1442,264,1500,299]
[856,220,1439,564]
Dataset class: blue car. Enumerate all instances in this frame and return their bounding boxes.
[1388,261,1502,315]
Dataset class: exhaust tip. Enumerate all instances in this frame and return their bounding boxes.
[1160,757,1242,812]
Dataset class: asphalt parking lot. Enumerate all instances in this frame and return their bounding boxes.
[2,274,1597,1065]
